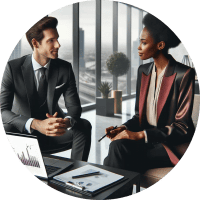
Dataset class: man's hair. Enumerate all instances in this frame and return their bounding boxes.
[26,16,58,49]
[142,13,181,53]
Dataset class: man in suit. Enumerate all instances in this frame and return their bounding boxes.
[1,16,91,161]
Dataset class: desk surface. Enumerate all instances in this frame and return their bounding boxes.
[41,154,140,199]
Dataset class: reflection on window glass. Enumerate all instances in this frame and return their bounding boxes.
[131,7,140,93]
[79,0,96,105]
[101,0,113,89]
[118,2,127,95]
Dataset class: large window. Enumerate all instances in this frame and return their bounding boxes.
[8,1,192,109]
[131,6,140,93]
[118,2,127,95]
[101,0,113,88]
[79,0,96,105]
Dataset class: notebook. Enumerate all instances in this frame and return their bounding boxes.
[51,164,127,197]
[6,132,73,179]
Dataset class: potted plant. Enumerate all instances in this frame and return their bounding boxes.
[106,52,130,113]
[98,82,112,98]
[96,82,114,116]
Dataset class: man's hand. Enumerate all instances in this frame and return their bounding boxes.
[46,112,58,118]
[105,125,126,139]
[111,130,145,141]
[63,118,71,129]
[46,112,71,129]
[31,117,67,137]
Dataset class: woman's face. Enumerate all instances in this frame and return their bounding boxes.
[138,27,159,60]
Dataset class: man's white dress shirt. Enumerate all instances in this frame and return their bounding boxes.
[25,55,51,133]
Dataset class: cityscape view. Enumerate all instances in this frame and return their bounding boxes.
[9,0,190,109]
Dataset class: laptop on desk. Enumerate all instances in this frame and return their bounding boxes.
[6,132,73,180]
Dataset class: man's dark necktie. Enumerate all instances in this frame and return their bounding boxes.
[38,67,48,106]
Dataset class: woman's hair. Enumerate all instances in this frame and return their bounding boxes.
[142,13,181,53]
[26,16,58,49]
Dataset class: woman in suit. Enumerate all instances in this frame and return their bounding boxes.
[104,13,195,195]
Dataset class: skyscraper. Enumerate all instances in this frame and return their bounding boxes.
[79,28,85,68]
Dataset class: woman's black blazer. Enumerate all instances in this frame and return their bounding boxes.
[124,55,195,146]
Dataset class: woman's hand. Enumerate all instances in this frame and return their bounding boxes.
[111,130,145,141]
[105,126,126,139]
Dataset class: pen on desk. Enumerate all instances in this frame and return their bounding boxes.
[98,126,117,142]
[66,181,85,190]
[72,171,100,179]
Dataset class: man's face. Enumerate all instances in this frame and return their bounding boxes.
[36,28,61,59]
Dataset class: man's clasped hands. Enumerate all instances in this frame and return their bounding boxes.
[30,112,71,137]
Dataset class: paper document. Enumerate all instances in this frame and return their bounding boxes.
[53,165,124,193]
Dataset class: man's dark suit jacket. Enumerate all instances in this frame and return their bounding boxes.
[123,55,195,147]
[1,54,82,133]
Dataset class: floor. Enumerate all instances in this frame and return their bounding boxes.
[54,98,136,164]
[53,98,145,194]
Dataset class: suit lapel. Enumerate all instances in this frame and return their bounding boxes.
[47,59,59,115]
[21,55,38,117]
[139,63,153,125]
[157,58,177,121]
[138,56,177,125]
